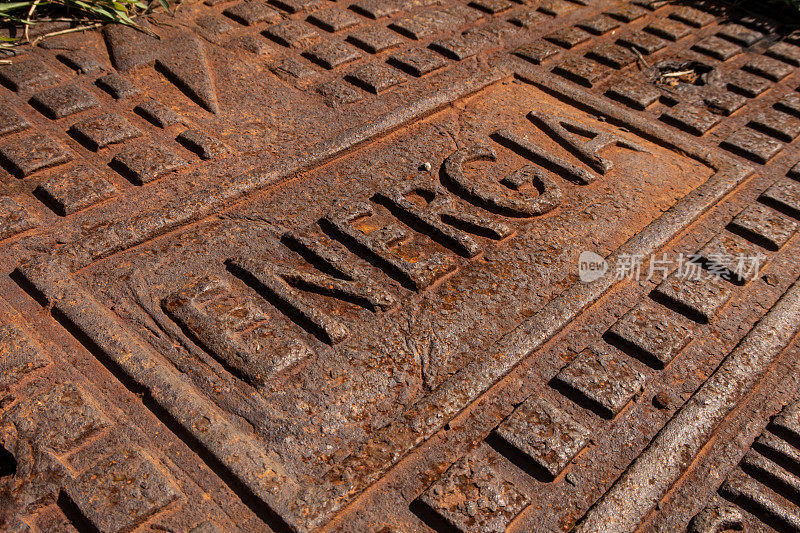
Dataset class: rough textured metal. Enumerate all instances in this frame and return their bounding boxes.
[1,1,800,532]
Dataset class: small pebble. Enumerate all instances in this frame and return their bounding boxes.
[420,162,432,171]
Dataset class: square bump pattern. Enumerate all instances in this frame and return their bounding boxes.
[553,347,645,418]
[35,165,117,215]
[493,396,591,479]
[0,133,72,177]
[0,196,38,239]
[68,113,143,151]
[606,300,694,368]
[29,85,100,119]
[111,144,188,185]
[415,456,530,532]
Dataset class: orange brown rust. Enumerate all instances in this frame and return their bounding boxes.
[2,0,800,532]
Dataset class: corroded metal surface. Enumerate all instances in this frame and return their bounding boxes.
[2,0,800,531]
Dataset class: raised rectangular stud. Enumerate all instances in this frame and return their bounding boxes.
[743,55,794,82]
[703,90,746,116]
[0,59,60,92]
[755,432,800,472]
[111,144,188,185]
[728,203,798,251]
[644,18,691,41]
[553,347,645,418]
[230,34,277,56]
[430,32,490,61]
[389,10,462,40]
[469,0,512,14]
[29,85,99,119]
[606,300,694,368]
[134,99,182,128]
[692,35,741,61]
[631,0,661,9]
[720,470,800,532]
[263,20,319,47]
[717,24,764,46]
[577,15,619,36]
[307,8,361,32]
[515,40,561,65]
[545,27,591,49]
[617,31,667,55]
[760,178,800,219]
[302,39,361,69]
[586,43,637,69]
[0,196,38,240]
[605,5,647,23]
[415,456,530,532]
[95,73,140,99]
[509,9,549,29]
[196,14,235,34]
[316,78,363,108]
[537,0,576,17]
[0,324,50,388]
[775,93,800,118]
[345,62,405,93]
[56,50,103,74]
[725,68,766,98]
[388,48,448,76]
[669,6,715,28]
[651,269,733,323]
[0,133,72,177]
[769,400,800,445]
[346,26,405,54]
[350,0,402,19]
[492,396,590,479]
[694,234,764,285]
[0,104,30,136]
[739,451,800,506]
[176,130,229,160]
[552,56,611,88]
[270,0,324,14]
[68,113,142,151]
[270,56,318,82]
[748,109,800,142]
[605,81,659,110]
[35,165,116,215]
[766,41,800,67]
[721,128,783,164]
[660,103,720,136]
[223,1,281,25]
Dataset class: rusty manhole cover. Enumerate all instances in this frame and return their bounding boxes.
[2,0,800,531]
